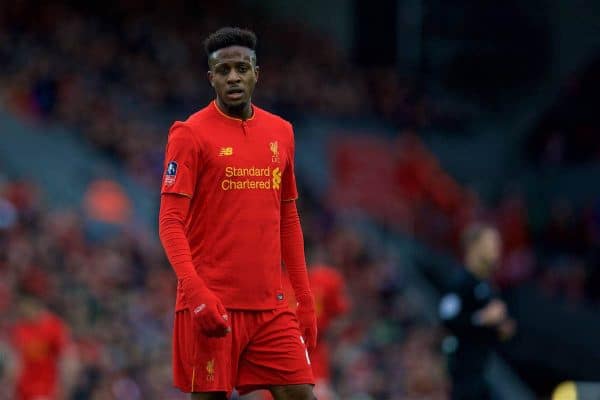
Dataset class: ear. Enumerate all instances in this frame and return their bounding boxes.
[207,70,214,87]
[254,65,260,83]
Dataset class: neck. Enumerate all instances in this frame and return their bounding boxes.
[465,255,487,279]
[216,97,253,120]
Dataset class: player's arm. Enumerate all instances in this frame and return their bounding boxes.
[281,199,317,352]
[473,298,516,340]
[439,292,507,336]
[280,123,317,351]
[158,124,229,337]
[472,298,508,327]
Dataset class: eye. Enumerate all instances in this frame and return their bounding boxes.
[216,66,229,75]
[237,65,249,73]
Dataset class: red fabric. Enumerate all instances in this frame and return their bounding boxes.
[159,101,298,310]
[280,201,311,299]
[172,308,314,394]
[158,194,196,281]
[11,312,70,400]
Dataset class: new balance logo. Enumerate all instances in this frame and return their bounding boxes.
[219,147,233,156]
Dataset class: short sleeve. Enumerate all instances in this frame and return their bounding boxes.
[281,124,299,201]
[161,123,199,198]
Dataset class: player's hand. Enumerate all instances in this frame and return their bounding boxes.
[296,293,317,353]
[473,299,507,326]
[181,277,230,337]
[498,318,517,340]
[191,292,231,338]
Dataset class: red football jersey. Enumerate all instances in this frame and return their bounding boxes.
[161,101,298,310]
[11,312,69,400]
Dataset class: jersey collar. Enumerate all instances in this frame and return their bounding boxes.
[212,100,256,125]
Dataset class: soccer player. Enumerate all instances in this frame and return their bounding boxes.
[158,27,317,400]
[9,284,79,400]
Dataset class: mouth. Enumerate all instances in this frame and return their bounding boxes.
[225,88,245,101]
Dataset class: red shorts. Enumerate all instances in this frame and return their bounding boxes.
[260,339,333,400]
[172,307,314,395]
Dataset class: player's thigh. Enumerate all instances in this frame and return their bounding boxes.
[191,392,228,400]
[236,310,313,393]
[269,384,316,400]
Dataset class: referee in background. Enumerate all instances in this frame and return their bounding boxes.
[439,223,516,400]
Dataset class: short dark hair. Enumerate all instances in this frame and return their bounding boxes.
[204,27,257,57]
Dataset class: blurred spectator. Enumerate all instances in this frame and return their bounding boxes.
[438,224,516,400]
[9,279,79,400]
[83,178,132,242]
[83,179,132,226]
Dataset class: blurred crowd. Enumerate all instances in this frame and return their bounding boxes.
[0,173,449,399]
[0,1,437,190]
[330,129,600,308]
[526,53,600,167]
[0,175,180,399]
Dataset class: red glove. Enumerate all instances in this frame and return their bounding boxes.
[181,276,230,337]
[296,293,317,352]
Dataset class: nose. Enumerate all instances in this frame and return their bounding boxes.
[226,69,241,83]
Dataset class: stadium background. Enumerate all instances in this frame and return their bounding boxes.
[0,1,599,399]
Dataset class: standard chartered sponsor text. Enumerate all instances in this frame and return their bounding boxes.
[225,166,271,177]
[222,166,274,191]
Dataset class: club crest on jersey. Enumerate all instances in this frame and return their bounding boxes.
[164,161,177,185]
[270,141,280,163]
[206,359,215,382]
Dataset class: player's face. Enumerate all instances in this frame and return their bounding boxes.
[478,229,502,273]
[208,46,259,112]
